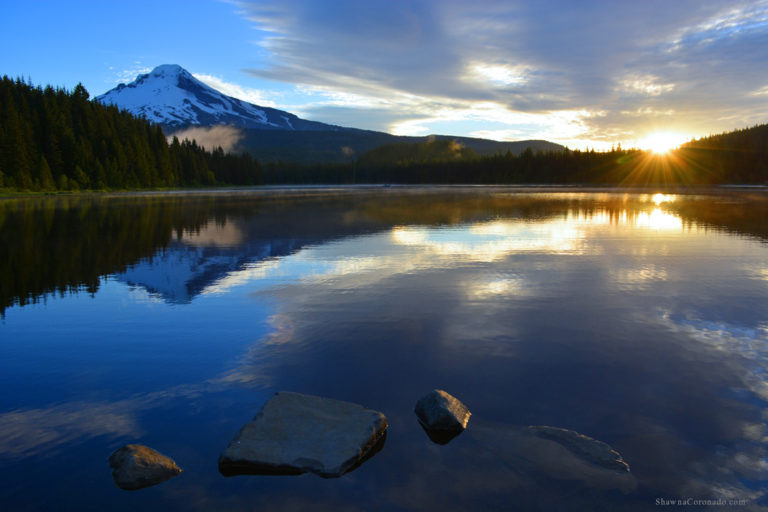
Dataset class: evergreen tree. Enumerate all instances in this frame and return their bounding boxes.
[0,75,264,191]
[37,156,55,190]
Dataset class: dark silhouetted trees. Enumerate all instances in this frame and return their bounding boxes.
[0,76,262,191]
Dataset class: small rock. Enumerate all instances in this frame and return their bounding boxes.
[414,389,471,444]
[108,444,182,490]
[527,426,630,473]
[218,391,388,478]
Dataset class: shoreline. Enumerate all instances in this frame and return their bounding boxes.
[2,183,767,201]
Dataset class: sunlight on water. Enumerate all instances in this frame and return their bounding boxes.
[3,190,768,511]
[635,208,683,230]
[466,278,522,299]
[565,207,682,230]
[651,193,676,205]
[203,204,687,295]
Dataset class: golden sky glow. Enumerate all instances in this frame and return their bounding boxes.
[637,132,691,154]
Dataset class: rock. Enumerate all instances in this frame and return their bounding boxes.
[468,422,636,493]
[218,391,388,478]
[414,389,471,444]
[527,426,630,473]
[108,444,182,490]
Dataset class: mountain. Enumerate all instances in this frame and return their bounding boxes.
[96,64,564,162]
[95,64,342,131]
[235,130,564,164]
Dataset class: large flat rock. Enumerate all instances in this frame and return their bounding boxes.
[218,391,388,478]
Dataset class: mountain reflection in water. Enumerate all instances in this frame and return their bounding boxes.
[1,188,768,511]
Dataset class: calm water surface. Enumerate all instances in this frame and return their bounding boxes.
[2,187,768,511]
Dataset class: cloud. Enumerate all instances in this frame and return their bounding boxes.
[193,73,278,107]
[169,125,244,152]
[109,62,152,85]
[617,75,676,97]
[232,0,768,147]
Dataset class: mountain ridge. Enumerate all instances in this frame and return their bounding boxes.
[96,64,565,162]
[96,64,344,131]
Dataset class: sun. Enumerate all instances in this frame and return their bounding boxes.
[639,132,689,154]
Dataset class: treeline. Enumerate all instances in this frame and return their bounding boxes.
[0,76,263,190]
[354,145,643,185]
[263,127,768,185]
[675,124,768,184]
[261,145,650,185]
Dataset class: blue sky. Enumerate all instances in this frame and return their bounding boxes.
[3,0,768,149]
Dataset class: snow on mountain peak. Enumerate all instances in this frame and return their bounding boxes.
[149,63,186,76]
[95,64,339,131]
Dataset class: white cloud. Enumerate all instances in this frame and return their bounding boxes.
[466,62,530,87]
[390,119,433,136]
[194,73,277,107]
[110,62,152,84]
[618,75,675,97]
[230,0,768,148]
[619,108,676,117]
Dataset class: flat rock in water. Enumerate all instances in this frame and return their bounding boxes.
[108,444,182,490]
[414,389,471,444]
[527,426,630,473]
[218,391,388,478]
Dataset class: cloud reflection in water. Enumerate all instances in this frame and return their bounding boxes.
[206,203,768,505]
[5,194,768,509]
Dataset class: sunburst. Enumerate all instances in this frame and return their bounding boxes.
[639,132,690,154]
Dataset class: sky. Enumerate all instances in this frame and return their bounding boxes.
[2,0,768,150]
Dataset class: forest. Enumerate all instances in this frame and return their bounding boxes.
[1,75,767,191]
[261,129,768,186]
[0,76,263,190]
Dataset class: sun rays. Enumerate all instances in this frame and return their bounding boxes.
[638,132,690,154]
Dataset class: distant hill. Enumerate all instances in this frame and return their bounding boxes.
[96,64,564,163]
[236,129,563,164]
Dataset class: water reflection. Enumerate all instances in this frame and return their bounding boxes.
[199,204,688,296]
[3,189,767,315]
[3,189,768,510]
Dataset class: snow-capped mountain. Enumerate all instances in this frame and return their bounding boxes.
[96,64,341,131]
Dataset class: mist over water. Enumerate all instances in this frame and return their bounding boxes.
[168,125,245,152]
[1,188,768,510]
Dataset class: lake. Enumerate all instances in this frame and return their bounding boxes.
[1,186,767,511]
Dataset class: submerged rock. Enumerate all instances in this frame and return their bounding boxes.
[108,444,182,490]
[467,422,636,493]
[218,391,388,478]
[527,426,630,473]
[414,389,471,444]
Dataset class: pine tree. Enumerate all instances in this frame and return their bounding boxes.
[38,156,55,190]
